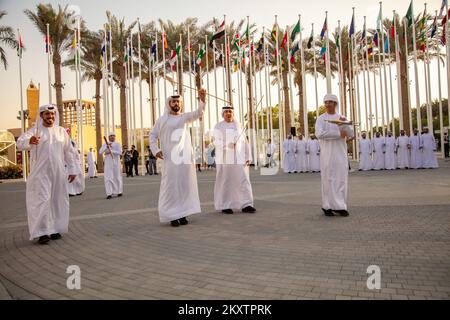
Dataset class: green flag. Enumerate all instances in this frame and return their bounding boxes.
[290,21,300,42]
[405,1,413,27]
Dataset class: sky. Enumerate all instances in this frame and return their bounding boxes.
[0,0,446,132]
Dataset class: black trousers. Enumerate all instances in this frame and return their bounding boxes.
[125,161,133,177]
[445,143,449,158]
[132,160,139,175]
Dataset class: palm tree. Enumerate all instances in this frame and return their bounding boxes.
[63,30,104,172]
[384,12,442,135]
[107,11,136,147]
[0,11,19,70]
[292,35,333,133]
[25,4,84,126]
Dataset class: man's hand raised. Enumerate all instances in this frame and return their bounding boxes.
[198,88,207,103]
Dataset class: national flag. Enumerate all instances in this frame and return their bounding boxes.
[168,49,177,71]
[280,31,288,51]
[384,36,389,52]
[196,45,206,66]
[242,22,250,44]
[17,32,23,57]
[270,23,277,41]
[405,1,413,27]
[162,32,168,50]
[256,33,264,53]
[320,42,326,61]
[232,33,241,51]
[335,30,340,49]
[373,32,379,47]
[45,35,50,53]
[290,20,300,42]
[70,34,79,63]
[209,20,225,45]
[377,7,382,31]
[288,41,300,64]
[390,15,396,38]
[307,28,313,49]
[320,17,327,40]
[367,42,373,57]
[123,45,128,66]
[439,0,448,18]
[349,13,355,38]
[233,58,238,72]
[360,19,366,44]
[151,42,157,61]
[431,15,437,38]
[419,9,427,51]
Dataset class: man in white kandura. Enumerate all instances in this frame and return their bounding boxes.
[409,128,423,169]
[67,140,85,196]
[421,127,439,169]
[295,134,309,173]
[384,131,396,170]
[358,131,373,171]
[264,138,276,168]
[149,90,207,227]
[282,135,296,173]
[213,105,256,214]
[372,132,385,170]
[17,104,79,244]
[308,134,320,172]
[87,146,97,178]
[396,129,410,169]
[99,132,123,199]
[315,94,354,217]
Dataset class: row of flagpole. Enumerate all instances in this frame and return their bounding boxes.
[17,0,450,180]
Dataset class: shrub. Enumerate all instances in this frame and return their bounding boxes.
[0,164,23,179]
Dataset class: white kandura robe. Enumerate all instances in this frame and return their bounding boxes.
[295,139,309,172]
[99,142,123,196]
[87,151,97,177]
[213,120,254,210]
[409,135,423,169]
[372,137,385,170]
[315,112,354,211]
[17,125,79,240]
[307,139,321,172]
[67,147,85,195]
[149,101,204,223]
[359,138,373,171]
[421,133,439,168]
[282,139,296,173]
[384,136,397,170]
[265,143,277,167]
[396,135,410,169]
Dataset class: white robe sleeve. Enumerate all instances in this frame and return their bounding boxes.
[99,143,107,155]
[111,143,122,156]
[315,117,341,140]
[17,127,37,151]
[149,118,162,156]
[182,100,205,124]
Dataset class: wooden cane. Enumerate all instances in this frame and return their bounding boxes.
[170,81,232,105]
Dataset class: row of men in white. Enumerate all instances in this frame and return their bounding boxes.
[281,135,321,173]
[358,128,439,171]
[19,92,386,243]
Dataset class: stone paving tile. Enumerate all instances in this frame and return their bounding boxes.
[1,160,450,299]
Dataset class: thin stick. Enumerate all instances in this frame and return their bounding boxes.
[170,80,231,105]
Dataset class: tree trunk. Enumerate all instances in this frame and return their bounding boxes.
[282,70,291,136]
[53,53,64,127]
[120,65,128,147]
[246,67,254,129]
[147,73,156,126]
[399,29,411,135]
[94,77,104,173]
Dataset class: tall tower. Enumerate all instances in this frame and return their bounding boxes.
[27,81,40,128]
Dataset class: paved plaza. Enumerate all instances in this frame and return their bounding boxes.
[0,160,449,300]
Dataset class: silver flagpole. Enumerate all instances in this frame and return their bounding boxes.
[377,32,385,135]
[380,2,390,135]
[18,29,26,181]
[325,12,332,93]
[213,40,219,124]
[312,24,319,119]
[188,28,193,113]
[394,11,403,132]
[46,23,52,105]
[138,19,145,176]
[424,4,433,133]
[411,0,422,132]
[286,25,295,129]
[364,16,374,137]
[299,15,308,137]
[436,9,444,158]
[108,24,115,130]
[205,36,211,133]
